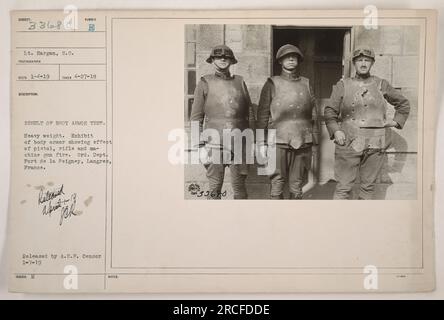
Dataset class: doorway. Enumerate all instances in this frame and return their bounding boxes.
[272,27,351,106]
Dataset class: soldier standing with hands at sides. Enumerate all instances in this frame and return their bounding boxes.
[190,45,252,200]
[256,44,319,200]
[324,47,410,200]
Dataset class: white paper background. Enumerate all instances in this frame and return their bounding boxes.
[0,0,443,299]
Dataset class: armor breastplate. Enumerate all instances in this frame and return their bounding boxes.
[203,75,249,136]
[341,76,386,128]
[340,76,388,151]
[269,76,313,149]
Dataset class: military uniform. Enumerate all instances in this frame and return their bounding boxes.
[256,44,318,199]
[324,48,410,200]
[190,45,252,199]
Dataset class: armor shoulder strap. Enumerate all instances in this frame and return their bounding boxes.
[265,77,276,99]
[368,75,384,91]
[233,75,243,82]
[270,75,280,82]
[233,75,250,101]
[269,76,283,89]
[300,76,309,83]
[341,77,351,86]
[232,75,246,91]
[201,75,215,97]
[202,74,215,84]
[341,77,350,99]
[299,76,311,91]
[378,79,383,91]
[203,74,216,79]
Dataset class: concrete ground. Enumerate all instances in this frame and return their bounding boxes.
[185,161,417,200]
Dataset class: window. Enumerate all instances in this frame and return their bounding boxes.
[185,26,197,126]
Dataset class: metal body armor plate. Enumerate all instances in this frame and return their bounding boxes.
[269,76,313,149]
[340,76,388,151]
[203,75,249,137]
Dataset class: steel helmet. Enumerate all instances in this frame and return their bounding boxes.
[206,45,238,64]
[276,44,304,62]
[352,47,376,60]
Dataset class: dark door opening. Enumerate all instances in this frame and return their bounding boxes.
[272,27,351,112]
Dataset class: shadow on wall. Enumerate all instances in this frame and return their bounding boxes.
[375,128,409,200]
[303,127,410,200]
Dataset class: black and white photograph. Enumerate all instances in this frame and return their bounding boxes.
[184,24,419,200]
[3,8,438,295]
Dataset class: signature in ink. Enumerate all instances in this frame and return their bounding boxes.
[38,184,64,205]
[39,185,79,226]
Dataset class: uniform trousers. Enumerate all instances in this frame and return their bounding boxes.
[204,147,248,200]
[334,144,386,200]
[269,145,312,199]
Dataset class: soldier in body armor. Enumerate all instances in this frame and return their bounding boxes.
[190,45,252,199]
[257,44,319,200]
[324,47,410,200]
